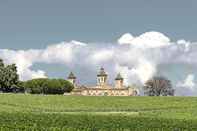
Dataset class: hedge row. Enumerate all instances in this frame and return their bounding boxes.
[24,78,74,94]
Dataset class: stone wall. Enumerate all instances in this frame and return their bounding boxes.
[81,88,135,96]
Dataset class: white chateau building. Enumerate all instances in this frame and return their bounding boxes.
[66,67,138,96]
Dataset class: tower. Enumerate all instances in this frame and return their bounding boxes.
[115,73,124,88]
[97,67,107,87]
[67,72,76,86]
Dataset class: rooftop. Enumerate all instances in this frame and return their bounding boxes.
[68,72,76,79]
[115,73,123,80]
[97,67,107,76]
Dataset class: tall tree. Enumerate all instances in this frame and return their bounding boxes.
[0,59,5,90]
[0,59,19,92]
[143,76,174,96]
[0,59,4,67]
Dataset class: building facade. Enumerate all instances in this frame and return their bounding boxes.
[66,67,138,96]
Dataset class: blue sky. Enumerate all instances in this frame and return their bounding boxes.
[0,0,197,49]
[0,0,197,95]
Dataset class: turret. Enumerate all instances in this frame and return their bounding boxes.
[115,73,124,88]
[97,67,107,87]
[67,72,76,86]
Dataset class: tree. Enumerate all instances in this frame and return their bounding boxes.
[58,79,74,92]
[24,78,74,94]
[0,59,4,67]
[42,79,73,94]
[24,78,46,94]
[0,59,19,92]
[13,81,26,93]
[0,59,5,91]
[143,76,174,96]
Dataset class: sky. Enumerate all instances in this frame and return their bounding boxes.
[0,0,197,95]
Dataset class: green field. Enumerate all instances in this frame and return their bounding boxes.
[0,94,197,130]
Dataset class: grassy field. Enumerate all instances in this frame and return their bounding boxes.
[0,94,197,130]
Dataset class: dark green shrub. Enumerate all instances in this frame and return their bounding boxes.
[58,79,74,92]
[24,78,74,94]
[11,81,26,93]
[24,78,46,94]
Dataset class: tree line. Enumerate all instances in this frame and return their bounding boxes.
[24,78,73,94]
[0,59,74,94]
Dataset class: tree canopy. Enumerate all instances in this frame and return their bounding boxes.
[143,76,174,96]
[0,58,19,92]
[24,78,74,94]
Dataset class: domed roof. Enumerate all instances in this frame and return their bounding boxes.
[68,72,76,79]
[97,67,107,76]
[115,73,123,80]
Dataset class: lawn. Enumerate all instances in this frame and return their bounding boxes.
[0,94,197,130]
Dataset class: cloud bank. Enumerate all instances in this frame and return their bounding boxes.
[0,31,197,96]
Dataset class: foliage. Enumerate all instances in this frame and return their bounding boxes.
[43,79,74,94]
[0,94,197,130]
[13,81,26,93]
[24,78,74,94]
[0,59,4,67]
[24,78,46,94]
[0,59,19,92]
[143,76,174,96]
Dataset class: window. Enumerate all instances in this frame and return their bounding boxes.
[104,92,108,96]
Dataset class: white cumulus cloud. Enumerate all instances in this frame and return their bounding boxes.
[118,33,134,45]
[118,31,171,48]
[1,31,197,96]
[177,74,195,89]
[91,49,114,63]
[176,74,196,96]
[0,41,86,80]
